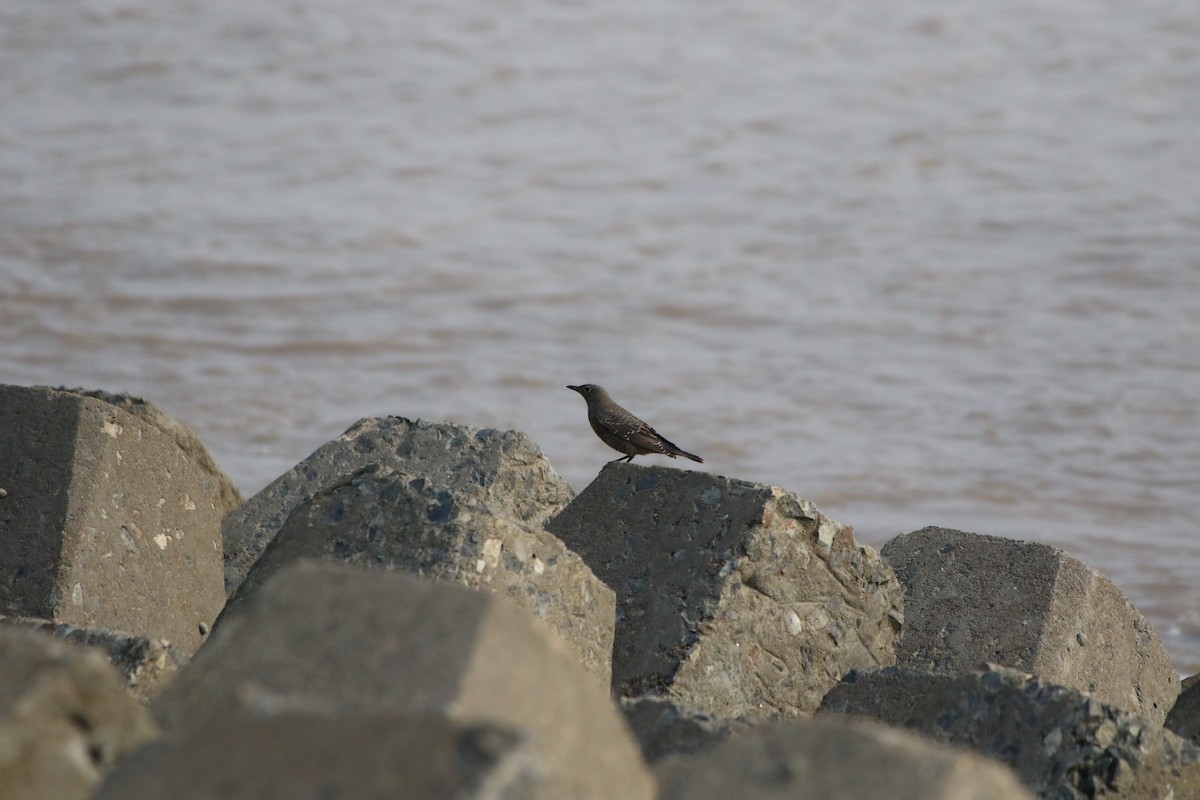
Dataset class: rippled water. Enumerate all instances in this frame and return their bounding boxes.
[2,0,1199,669]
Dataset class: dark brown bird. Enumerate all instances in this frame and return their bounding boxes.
[567,384,703,464]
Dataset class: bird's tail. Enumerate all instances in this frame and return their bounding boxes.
[661,436,704,463]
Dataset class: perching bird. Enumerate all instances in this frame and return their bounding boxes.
[567,384,703,464]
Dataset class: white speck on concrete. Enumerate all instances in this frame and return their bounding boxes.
[72,583,83,605]
[183,494,196,511]
[817,523,838,550]
[102,420,122,438]
[154,533,169,550]
[784,609,803,636]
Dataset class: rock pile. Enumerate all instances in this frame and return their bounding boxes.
[1,380,1195,799]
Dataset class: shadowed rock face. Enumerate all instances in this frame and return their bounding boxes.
[221,416,575,596]
[546,463,903,719]
[1167,673,1200,746]
[152,563,654,800]
[882,526,1179,724]
[820,664,1200,800]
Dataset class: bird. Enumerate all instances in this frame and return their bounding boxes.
[567,384,703,464]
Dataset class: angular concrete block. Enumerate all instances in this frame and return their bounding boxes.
[222,416,575,595]
[96,712,548,799]
[821,664,1200,799]
[1167,673,1200,746]
[0,384,226,657]
[221,463,613,683]
[0,627,157,800]
[545,463,903,718]
[1,616,183,704]
[656,714,1035,800]
[153,563,654,800]
[882,526,1179,723]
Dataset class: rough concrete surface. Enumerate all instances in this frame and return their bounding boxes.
[53,387,244,516]
[0,384,226,657]
[546,463,902,718]
[221,416,575,595]
[882,526,1179,724]
[820,664,1200,799]
[220,463,613,683]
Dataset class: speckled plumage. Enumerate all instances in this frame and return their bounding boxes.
[567,384,703,464]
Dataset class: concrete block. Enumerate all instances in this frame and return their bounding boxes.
[95,712,548,799]
[821,664,1200,799]
[221,463,613,683]
[656,714,1035,800]
[0,384,226,657]
[153,563,653,800]
[222,416,575,595]
[545,463,903,718]
[882,526,1178,723]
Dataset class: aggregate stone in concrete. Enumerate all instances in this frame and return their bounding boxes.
[656,714,1035,800]
[545,463,903,718]
[221,416,575,596]
[882,526,1179,724]
[220,463,613,683]
[0,616,183,704]
[95,712,548,800]
[820,664,1200,799]
[153,563,654,800]
[0,626,157,800]
[0,384,226,657]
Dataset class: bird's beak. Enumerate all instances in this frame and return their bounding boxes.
[566,385,581,392]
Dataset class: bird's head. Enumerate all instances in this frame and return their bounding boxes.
[567,384,605,400]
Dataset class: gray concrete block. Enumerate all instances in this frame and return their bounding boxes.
[0,627,157,800]
[222,416,575,596]
[1167,673,1200,746]
[95,712,548,800]
[656,714,1035,800]
[0,384,226,657]
[220,463,613,683]
[545,463,903,718]
[882,526,1179,724]
[820,664,1200,799]
[153,563,653,800]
